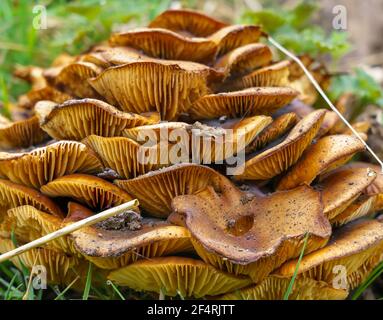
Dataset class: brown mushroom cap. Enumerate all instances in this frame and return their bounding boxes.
[18,86,72,109]
[1,205,76,254]
[214,43,272,79]
[114,163,224,218]
[52,61,102,98]
[88,60,213,120]
[148,9,228,37]
[209,25,262,57]
[189,87,298,120]
[275,219,383,290]
[36,98,160,140]
[0,179,63,221]
[245,112,299,154]
[317,167,377,219]
[64,201,94,223]
[232,60,291,89]
[277,134,366,190]
[331,195,376,227]
[324,162,383,213]
[41,174,135,211]
[72,218,193,269]
[0,141,103,189]
[316,111,339,138]
[191,115,272,162]
[82,135,166,179]
[123,122,190,142]
[218,276,348,300]
[172,179,331,283]
[0,237,91,288]
[108,256,252,298]
[0,115,48,150]
[109,28,217,63]
[233,109,325,180]
[80,46,147,68]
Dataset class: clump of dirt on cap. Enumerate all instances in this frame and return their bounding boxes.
[96,210,142,231]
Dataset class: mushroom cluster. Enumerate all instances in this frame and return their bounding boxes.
[1,9,383,299]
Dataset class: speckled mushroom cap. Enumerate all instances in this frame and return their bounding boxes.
[172,177,331,283]
[277,134,366,190]
[71,218,193,269]
[275,219,383,290]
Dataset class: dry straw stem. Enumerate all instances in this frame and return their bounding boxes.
[0,199,139,264]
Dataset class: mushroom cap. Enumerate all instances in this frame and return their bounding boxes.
[233,109,325,180]
[189,87,298,120]
[1,205,76,254]
[218,276,348,300]
[0,116,48,150]
[18,86,72,109]
[324,162,383,213]
[172,179,331,283]
[0,179,63,221]
[331,195,376,227]
[148,9,228,37]
[36,98,160,140]
[108,256,252,298]
[123,122,190,142]
[41,174,135,211]
[191,115,272,162]
[82,135,166,179]
[114,163,224,217]
[0,237,92,289]
[342,121,371,135]
[275,219,383,290]
[316,111,339,138]
[52,61,102,98]
[357,163,383,211]
[88,60,213,120]
[0,140,103,189]
[80,46,147,68]
[232,60,291,89]
[214,43,272,79]
[317,167,377,219]
[245,112,299,153]
[64,201,94,223]
[209,25,262,57]
[277,134,366,190]
[109,28,218,63]
[72,218,193,269]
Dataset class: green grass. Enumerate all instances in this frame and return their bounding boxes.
[352,260,383,300]
[283,233,309,300]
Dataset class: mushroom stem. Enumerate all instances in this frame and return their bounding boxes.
[0,199,139,264]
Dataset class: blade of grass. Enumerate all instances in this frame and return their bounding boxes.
[82,262,93,300]
[107,280,125,300]
[54,276,80,300]
[351,261,383,300]
[4,273,19,300]
[283,233,309,300]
